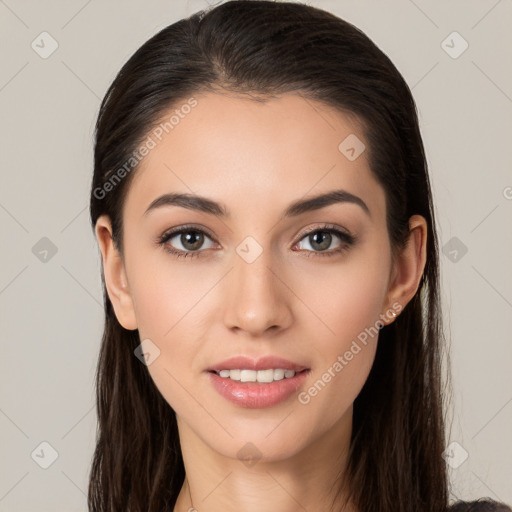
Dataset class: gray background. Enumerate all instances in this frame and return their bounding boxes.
[0,0,511,510]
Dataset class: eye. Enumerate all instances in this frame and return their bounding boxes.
[157,225,217,259]
[157,223,357,260]
[294,224,357,257]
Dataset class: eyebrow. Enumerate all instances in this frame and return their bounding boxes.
[143,189,371,220]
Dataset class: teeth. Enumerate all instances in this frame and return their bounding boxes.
[217,368,298,382]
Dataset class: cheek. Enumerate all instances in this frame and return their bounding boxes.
[128,250,209,340]
[293,247,389,344]
[292,254,388,419]
[296,283,381,429]
[130,265,204,413]
[126,254,216,404]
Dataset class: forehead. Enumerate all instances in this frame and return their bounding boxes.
[123,91,386,223]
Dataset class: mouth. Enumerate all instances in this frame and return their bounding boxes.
[208,368,309,383]
[206,355,309,374]
[206,368,311,408]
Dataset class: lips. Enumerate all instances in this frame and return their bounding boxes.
[205,355,309,373]
[207,367,310,408]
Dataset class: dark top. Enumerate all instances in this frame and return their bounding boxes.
[448,500,512,512]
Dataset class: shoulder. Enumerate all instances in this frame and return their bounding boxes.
[448,499,512,512]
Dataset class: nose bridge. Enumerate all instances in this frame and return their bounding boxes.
[223,239,291,334]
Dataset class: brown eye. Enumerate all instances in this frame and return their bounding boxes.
[295,225,357,257]
[176,230,205,251]
[158,226,216,259]
[306,230,334,251]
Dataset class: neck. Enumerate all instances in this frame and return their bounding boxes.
[173,406,358,512]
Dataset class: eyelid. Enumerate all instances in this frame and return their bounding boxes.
[156,222,357,259]
[157,223,354,246]
[293,222,355,244]
[157,223,217,243]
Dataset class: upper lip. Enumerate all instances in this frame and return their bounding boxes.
[206,355,309,372]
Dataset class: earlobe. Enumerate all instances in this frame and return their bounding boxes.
[94,215,138,330]
[382,215,428,324]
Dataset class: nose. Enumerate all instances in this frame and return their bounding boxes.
[222,246,293,336]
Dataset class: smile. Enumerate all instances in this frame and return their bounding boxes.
[207,369,310,408]
[213,368,299,382]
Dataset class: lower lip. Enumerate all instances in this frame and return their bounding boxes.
[206,370,310,409]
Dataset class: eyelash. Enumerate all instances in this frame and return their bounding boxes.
[156,223,357,260]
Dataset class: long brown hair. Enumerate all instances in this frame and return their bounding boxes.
[87,2,501,511]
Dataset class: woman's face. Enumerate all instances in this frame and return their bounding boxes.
[97,91,418,464]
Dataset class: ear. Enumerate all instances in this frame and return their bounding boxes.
[95,214,138,330]
[381,214,428,324]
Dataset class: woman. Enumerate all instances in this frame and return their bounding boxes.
[87,1,511,511]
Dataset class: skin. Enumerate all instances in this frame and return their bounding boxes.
[95,91,427,512]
